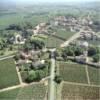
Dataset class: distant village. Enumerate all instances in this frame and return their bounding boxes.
[12,15,100,73]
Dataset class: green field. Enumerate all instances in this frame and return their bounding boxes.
[59,62,88,83]
[45,35,64,48]
[61,83,100,100]
[0,13,50,30]
[0,84,47,100]
[44,29,75,48]
[56,29,75,40]
[88,66,100,85]
[0,58,19,89]
[0,88,20,100]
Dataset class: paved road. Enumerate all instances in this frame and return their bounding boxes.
[49,49,56,100]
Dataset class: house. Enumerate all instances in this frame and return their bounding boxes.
[20,51,32,60]
[33,23,47,35]
[78,41,89,48]
[75,55,87,63]
[32,60,45,69]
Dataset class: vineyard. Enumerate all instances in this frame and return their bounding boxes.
[17,84,47,100]
[88,66,100,85]
[61,83,100,100]
[0,84,47,100]
[0,58,19,89]
[59,62,88,83]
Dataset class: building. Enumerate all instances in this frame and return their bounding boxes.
[32,60,45,69]
[33,23,47,35]
[75,55,87,63]
[14,34,25,44]
[77,41,89,49]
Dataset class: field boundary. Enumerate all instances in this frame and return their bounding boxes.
[63,81,100,88]
[85,65,90,85]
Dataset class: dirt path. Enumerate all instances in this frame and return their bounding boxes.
[60,31,81,47]
[85,65,90,85]
[0,55,14,61]
[0,81,42,93]
[0,85,22,93]
[16,67,23,85]
[63,81,100,88]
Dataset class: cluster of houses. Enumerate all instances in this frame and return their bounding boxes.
[33,22,49,35]
[68,40,89,63]
[80,31,100,40]
[16,49,47,70]
[12,15,99,67]
[54,15,93,32]
[10,22,49,45]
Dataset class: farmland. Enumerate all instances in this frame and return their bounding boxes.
[88,66,100,85]
[0,58,19,89]
[43,28,75,48]
[61,83,100,100]
[55,29,75,40]
[0,2,100,100]
[59,62,88,83]
[0,88,20,100]
[0,83,47,100]
[0,11,50,30]
[45,35,64,48]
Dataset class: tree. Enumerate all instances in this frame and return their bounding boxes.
[35,70,45,80]
[30,38,45,50]
[0,38,7,50]
[61,52,67,61]
[9,45,13,51]
[63,46,74,56]
[26,70,36,83]
[54,75,62,84]
[93,54,100,62]
[14,54,20,61]
[74,47,84,56]
[23,42,32,52]
[88,46,99,56]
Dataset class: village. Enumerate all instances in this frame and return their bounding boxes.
[13,15,100,65]
[0,13,100,100]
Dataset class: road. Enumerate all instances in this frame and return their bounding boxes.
[60,30,82,47]
[49,49,56,100]
[0,55,14,61]
[0,85,22,93]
